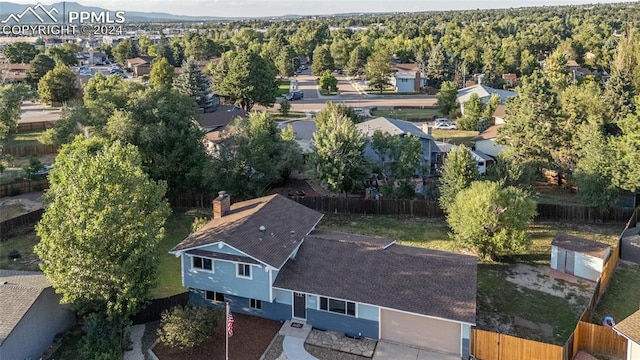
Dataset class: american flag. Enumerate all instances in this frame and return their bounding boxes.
[227,311,235,337]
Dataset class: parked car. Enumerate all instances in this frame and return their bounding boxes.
[95,62,105,66]
[285,90,304,101]
[34,165,52,176]
[434,118,457,130]
[300,64,307,70]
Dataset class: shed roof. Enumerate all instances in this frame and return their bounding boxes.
[551,233,610,259]
[0,270,51,345]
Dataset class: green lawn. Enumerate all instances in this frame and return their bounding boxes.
[319,89,338,96]
[318,214,621,343]
[2,130,46,148]
[278,80,291,96]
[0,232,41,271]
[593,262,640,324]
[371,108,439,121]
[430,129,479,146]
[272,111,307,121]
[151,209,210,299]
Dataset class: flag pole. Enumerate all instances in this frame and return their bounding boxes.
[225,302,229,360]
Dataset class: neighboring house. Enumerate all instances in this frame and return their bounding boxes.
[169,193,477,358]
[356,117,438,174]
[0,270,75,360]
[472,124,506,158]
[126,56,154,77]
[391,63,425,93]
[566,59,580,72]
[614,309,639,360]
[502,73,518,88]
[456,84,517,115]
[198,104,248,155]
[0,63,29,84]
[433,141,493,175]
[550,233,611,282]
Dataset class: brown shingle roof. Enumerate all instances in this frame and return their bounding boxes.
[170,194,323,269]
[615,309,640,344]
[274,231,477,323]
[472,124,504,141]
[551,233,610,259]
[198,106,248,131]
[0,270,52,345]
[394,63,419,72]
[0,63,30,71]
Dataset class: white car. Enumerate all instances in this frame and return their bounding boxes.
[434,118,457,130]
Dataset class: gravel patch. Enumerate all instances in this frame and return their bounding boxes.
[262,334,285,360]
[142,320,160,354]
[305,344,370,360]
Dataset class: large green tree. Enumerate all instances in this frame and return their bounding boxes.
[370,131,423,198]
[105,88,215,196]
[0,84,30,170]
[46,43,80,66]
[346,45,369,78]
[312,45,335,76]
[173,58,210,106]
[212,111,302,198]
[26,54,56,87]
[310,108,367,196]
[213,50,278,111]
[150,57,175,90]
[436,81,459,117]
[365,49,393,94]
[497,70,565,173]
[425,42,449,88]
[438,145,479,213]
[113,38,139,64]
[37,65,77,105]
[35,136,170,357]
[447,181,537,261]
[2,42,38,63]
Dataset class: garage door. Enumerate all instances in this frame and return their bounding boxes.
[380,309,461,354]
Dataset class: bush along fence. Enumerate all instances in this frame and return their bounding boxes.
[131,292,189,325]
[0,209,44,241]
[170,193,635,224]
[471,206,638,360]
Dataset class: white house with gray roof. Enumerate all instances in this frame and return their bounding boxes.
[456,84,517,115]
[0,270,75,360]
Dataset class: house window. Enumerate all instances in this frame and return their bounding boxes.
[319,296,356,316]
[250,299,262,310]
[237,263,251,278]
[193,256,212,271]
[205,291,224,302]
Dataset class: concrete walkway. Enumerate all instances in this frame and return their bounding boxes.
[123,324,146,360]
[279,321,318,360]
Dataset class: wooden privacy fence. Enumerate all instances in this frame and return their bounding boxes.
[471,329,564,360]
[17,121,55,132]
[0,179,49,197]
[131,292,189,325]
[4,144,58,157]
[170,194,634,223]
[572,321,627,359]
[0,209,44,241]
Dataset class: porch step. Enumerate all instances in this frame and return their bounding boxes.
[279,320,313,339]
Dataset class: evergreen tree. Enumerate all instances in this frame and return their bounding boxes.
[26,54,55,87]
[438,145,479,213]
[345,45,368,77]
[173,58,210,107]
[425,42,448,88]
[312,45,335,76]
[365,49,393,94]
[436,81,459,117]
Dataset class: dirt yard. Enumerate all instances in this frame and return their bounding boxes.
[0,191,43,221]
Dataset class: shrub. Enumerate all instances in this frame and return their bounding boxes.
[157,306,219,350]
[476,117,493,133]
[280,99,291,117]
[79,313,124,360]
[191,217,209,233]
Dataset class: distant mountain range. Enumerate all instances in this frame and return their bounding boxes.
[0,1,264,23]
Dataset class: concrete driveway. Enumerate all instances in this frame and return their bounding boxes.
[373,341,461,360]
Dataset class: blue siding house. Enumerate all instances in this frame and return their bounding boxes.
[170,192,477,358]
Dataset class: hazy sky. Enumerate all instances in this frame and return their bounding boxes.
[6,0,639,17]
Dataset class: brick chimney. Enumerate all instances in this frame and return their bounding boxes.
[213,191,230,219]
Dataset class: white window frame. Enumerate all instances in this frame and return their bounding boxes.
[250,298,262,310]
[236,263,252,279]
[191,255,214,273]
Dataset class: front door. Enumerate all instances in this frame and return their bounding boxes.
[293,292,306,319]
